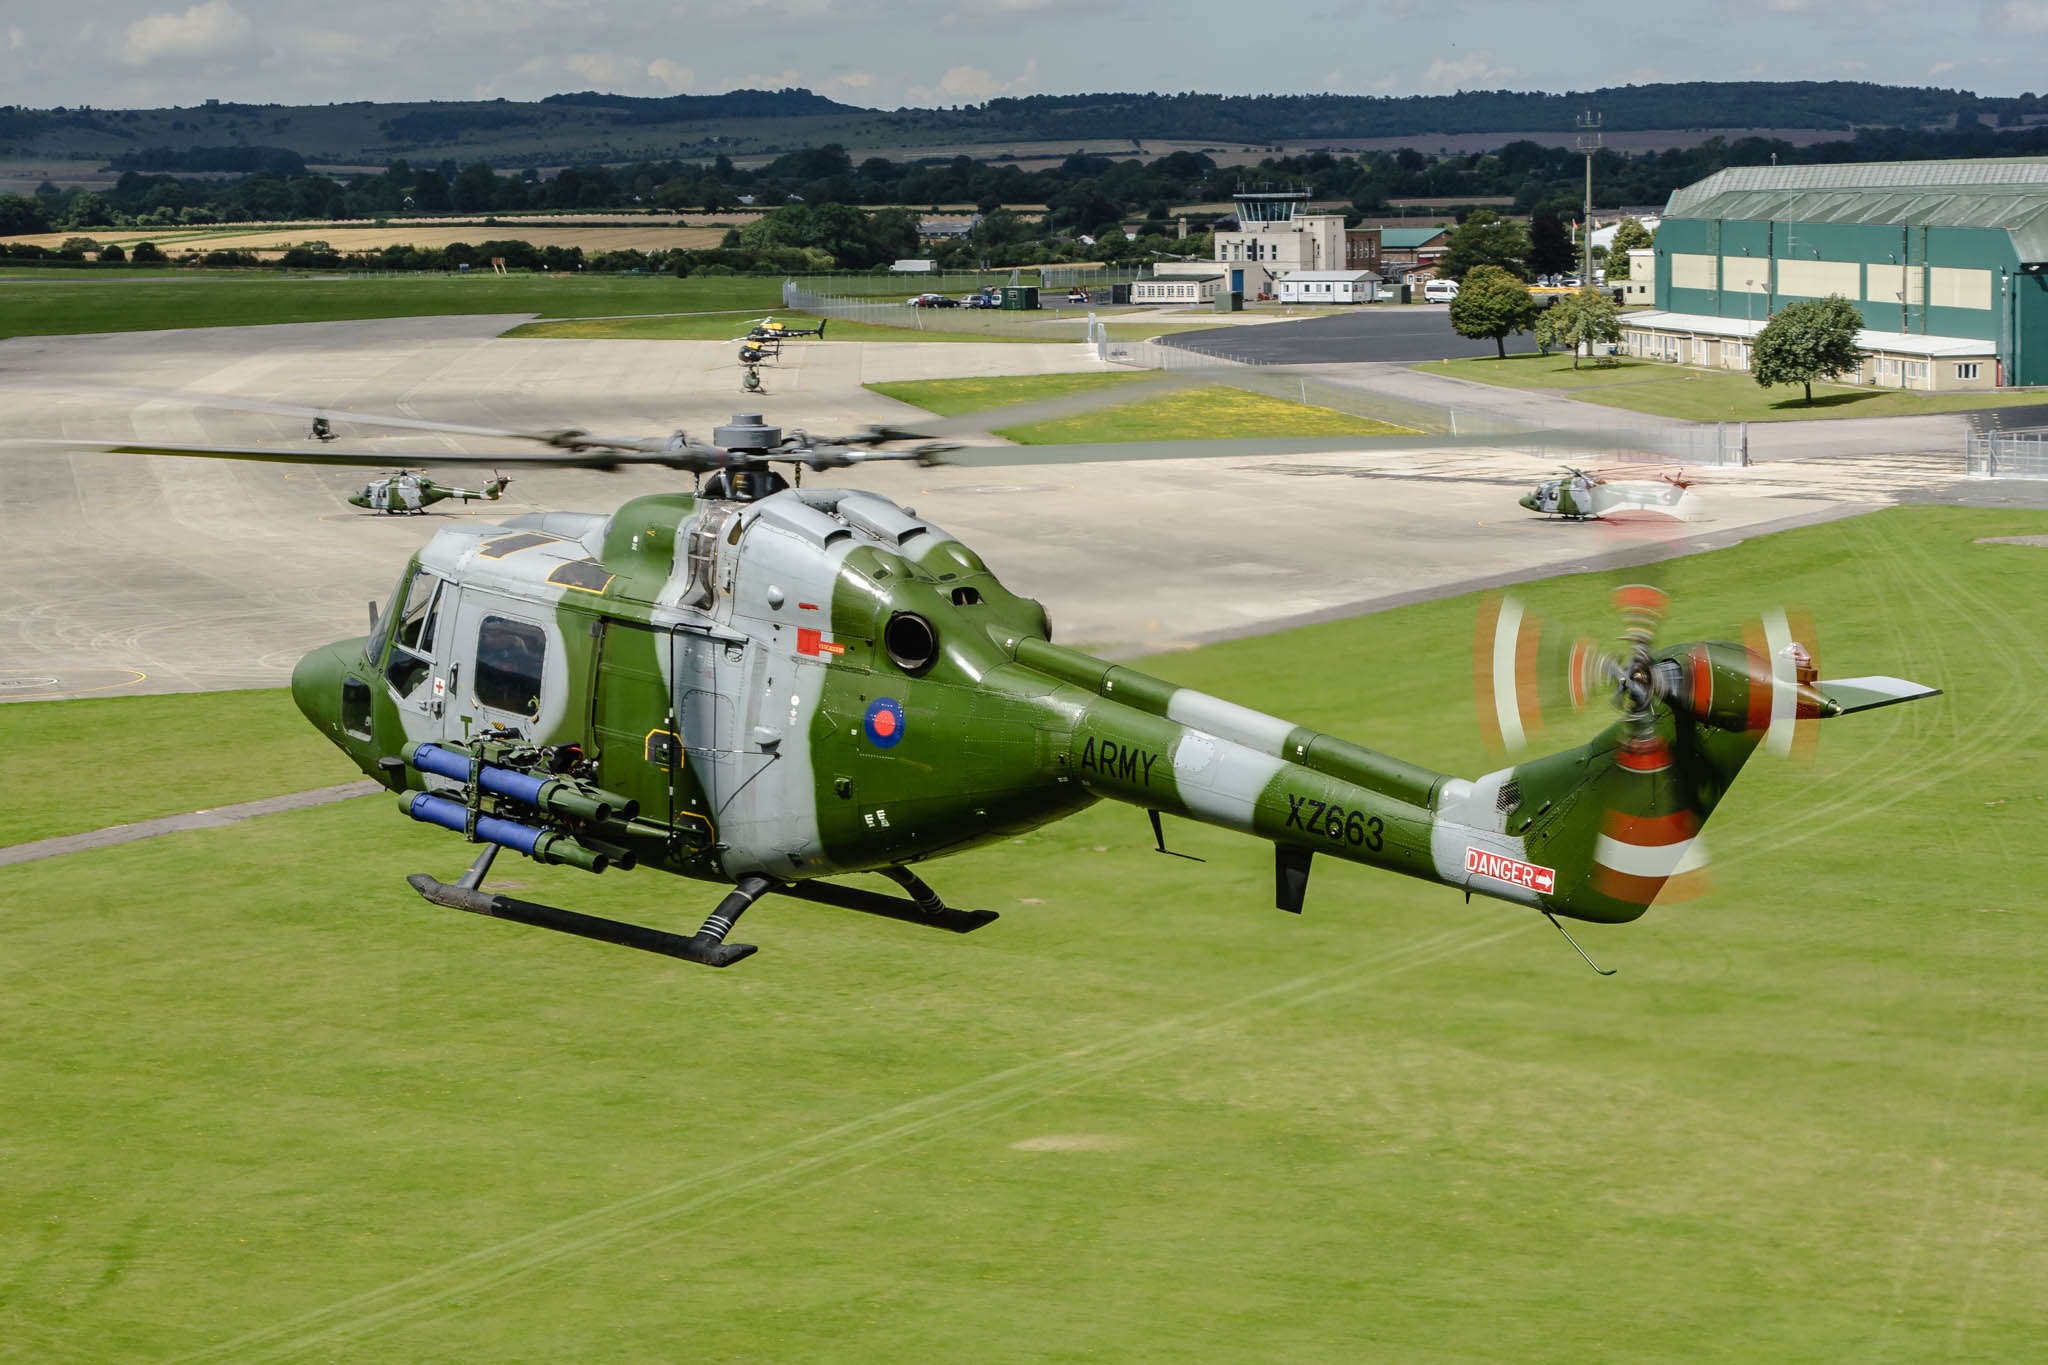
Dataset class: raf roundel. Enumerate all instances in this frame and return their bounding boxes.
[864,697,907,749]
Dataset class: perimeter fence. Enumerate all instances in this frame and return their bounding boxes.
[784,279,1101,338]
[1966,428,2048,478]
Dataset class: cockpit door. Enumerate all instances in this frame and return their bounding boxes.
[381,569,453,726]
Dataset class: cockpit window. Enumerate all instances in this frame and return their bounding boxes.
[394,573,443,652]
[475,615,546,716]
[383,572,444,698]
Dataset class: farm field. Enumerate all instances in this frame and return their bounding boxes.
[7,223,734,256]
[2,505,2042,1361]
[869,371,1417,440]
[1417,353,2048,420]
[0,273,787,338]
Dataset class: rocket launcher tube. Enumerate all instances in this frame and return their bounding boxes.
[405,742,640,825]
[399,793,611,873]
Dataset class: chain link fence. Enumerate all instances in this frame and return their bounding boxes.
[1966,429,2048,478]
[785,279,1101,338]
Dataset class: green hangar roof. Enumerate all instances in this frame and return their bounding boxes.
[1664,159,2048,262]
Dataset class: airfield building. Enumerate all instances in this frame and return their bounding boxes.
[1622,160,2048,390]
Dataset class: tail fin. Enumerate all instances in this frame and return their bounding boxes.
[1448,640,1939,924]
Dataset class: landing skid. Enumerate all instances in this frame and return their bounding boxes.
[405,847,996,967]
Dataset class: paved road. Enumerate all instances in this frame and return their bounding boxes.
[1164,306,1506,364]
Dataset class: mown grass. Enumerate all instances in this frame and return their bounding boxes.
[869,371,1416,440]
[4,506,2042,1361]
[0,273,787,339]
[0,689,360,847]
[1417,352,2048,420]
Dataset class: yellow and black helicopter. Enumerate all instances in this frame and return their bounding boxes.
[38,387,1937,970]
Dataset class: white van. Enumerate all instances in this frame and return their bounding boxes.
[1422,279,1459,303]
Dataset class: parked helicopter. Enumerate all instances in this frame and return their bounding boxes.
[1521,466,1695,520]
[348,470,512,515]
[748,317,827,340]
[48,391,1937,971]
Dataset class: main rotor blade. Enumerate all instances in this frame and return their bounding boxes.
[66,386,681,455]
[78,386,571,442]
[2,438,659,471]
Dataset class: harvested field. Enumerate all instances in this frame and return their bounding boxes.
[6,222,734,256]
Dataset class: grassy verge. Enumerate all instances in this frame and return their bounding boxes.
[868,371,1416,440]
[503,311,1224,343]
[1,506,2042,1360]
[0,273,787,339]
[0,689,361,847]
[1416,352,2048,420]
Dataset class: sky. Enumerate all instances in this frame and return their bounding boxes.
[10,0,2048,112]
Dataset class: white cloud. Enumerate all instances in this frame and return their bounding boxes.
[647,58,694,92]
[117,1,251,67]
[1419,53,1512,92]
[7,26,23,50]
[905,59,1037,104]
[1930,59,1957,75]
[565,51,643,87]
[1984,0,2048,30]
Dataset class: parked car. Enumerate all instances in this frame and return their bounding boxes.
[960,293,996,308]
[1066,289,1090,303]
[905,292,959,308]
[1422,279,1460,303]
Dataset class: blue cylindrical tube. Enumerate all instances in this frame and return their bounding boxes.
[409,743,473,784]
[401,791,544,856]
[474,811,544,856]
[411,743,549,807]
[403,791,468,833]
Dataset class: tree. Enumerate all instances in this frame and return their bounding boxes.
[1528,213,1576,278]
[1449,265,1542,359]
[0,193,49,235]
[1439,209,1531,282]
[1604,218,1653,280]
[1533,289,1623,368]
[1752,294,1864,403]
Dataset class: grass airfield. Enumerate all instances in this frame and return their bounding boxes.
[4,506,2044,1362]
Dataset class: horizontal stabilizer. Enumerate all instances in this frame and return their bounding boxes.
[1816,676,1943,715]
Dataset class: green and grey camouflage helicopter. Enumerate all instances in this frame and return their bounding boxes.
[59,389,1938,971]
[1521,465,1695,520]
[348,469,512,515]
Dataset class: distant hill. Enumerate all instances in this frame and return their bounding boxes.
[4,82,2041,170]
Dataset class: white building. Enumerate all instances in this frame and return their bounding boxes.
[1211,190,1349,298]
[1131,274,1223,305]
[1277,271,1381,303]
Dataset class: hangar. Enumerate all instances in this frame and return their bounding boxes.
[1623,160,2048,391]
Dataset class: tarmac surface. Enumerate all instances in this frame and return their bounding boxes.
[0,312,1999,702]
[1165,305,1506,364]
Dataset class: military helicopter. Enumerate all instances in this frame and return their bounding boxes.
[348,470,512,515]
[1521,466,1695,520]
[46,390,1938,971]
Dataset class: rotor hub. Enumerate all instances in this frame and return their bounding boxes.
[714,414,781,451]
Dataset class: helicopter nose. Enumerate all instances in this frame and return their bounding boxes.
[290,640,352,739]
[1519,493,1539,511]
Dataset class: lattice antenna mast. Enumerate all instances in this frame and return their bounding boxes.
[1576,111,1602,284]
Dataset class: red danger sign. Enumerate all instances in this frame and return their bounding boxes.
[1465,847,1556,895]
